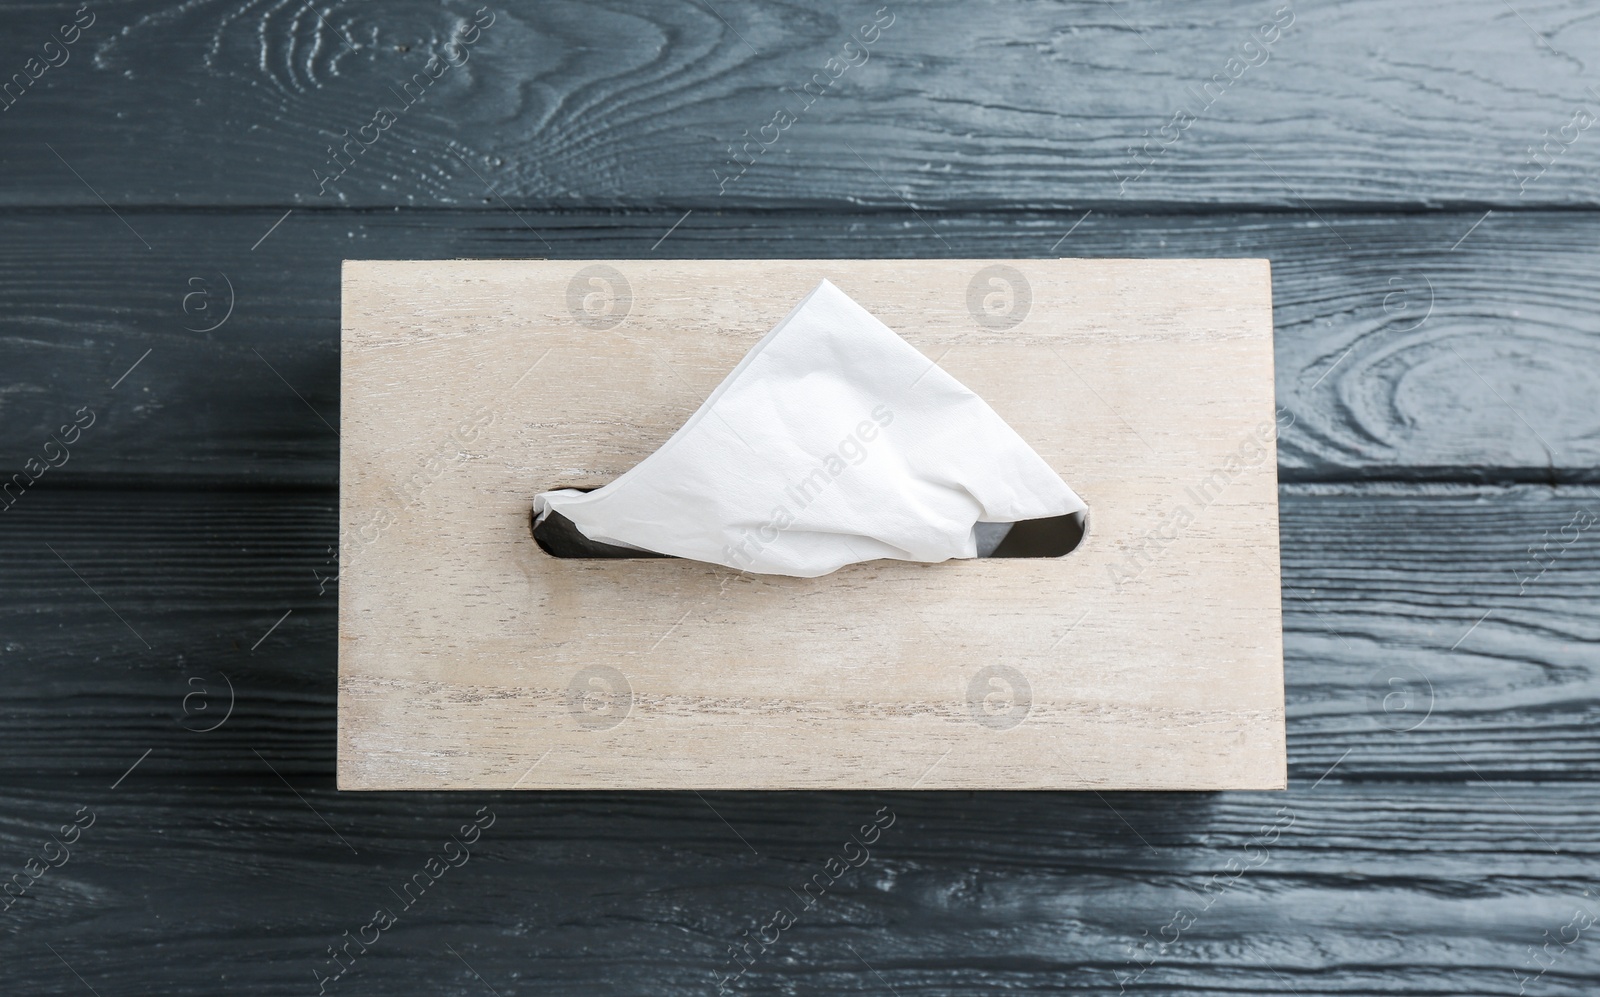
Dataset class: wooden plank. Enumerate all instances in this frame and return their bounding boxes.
[338,258,1284,791]
[0,486,1593,780]
[0,779,1595,995]
[6,1,1600,209]
[2,209,1597,486]
[3,0,1588,987]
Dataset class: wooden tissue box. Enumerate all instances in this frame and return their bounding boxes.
[339,259,1284,790]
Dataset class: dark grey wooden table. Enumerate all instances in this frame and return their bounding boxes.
[3,1,1598,994]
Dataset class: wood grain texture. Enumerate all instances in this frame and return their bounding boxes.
[1,485,1593,782]
[3,209,1598,485]
[2,483,1594,990]
[338,258,1284,790]
[0,781,1595,996]
[6,0,1600,209]
[2,0,1596,986]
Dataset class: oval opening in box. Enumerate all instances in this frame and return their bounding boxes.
[531,497,1088,561]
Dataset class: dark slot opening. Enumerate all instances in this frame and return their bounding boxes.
[531,498,1088,561]
[987,510,1088,558]
[532,509,673,559]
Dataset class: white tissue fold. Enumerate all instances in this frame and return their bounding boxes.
[533,278,1086,578]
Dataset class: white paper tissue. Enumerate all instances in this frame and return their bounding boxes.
[533,278,1085,577]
